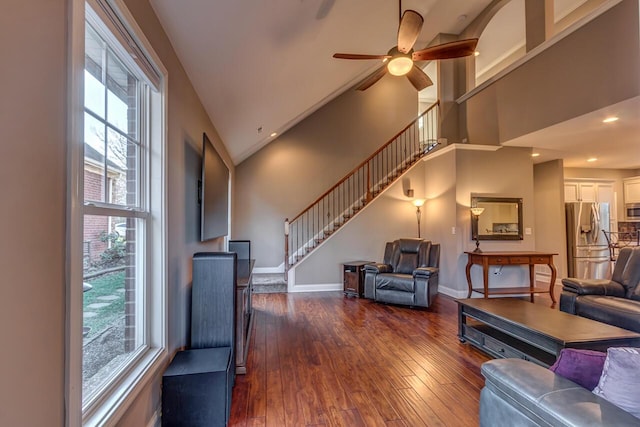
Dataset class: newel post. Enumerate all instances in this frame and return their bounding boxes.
[284,218,290,280]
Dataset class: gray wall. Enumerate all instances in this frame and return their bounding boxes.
[234,76,418,268]
[291,163,426,289]
[422,146,535,297]
[1,1,66,425]
[463,0,640,146]
[1,0,233,425]
[423,148,459,291]
[456,146,536,293]
[534,160,567,280]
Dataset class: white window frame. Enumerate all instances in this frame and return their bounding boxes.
[67,0,168,425]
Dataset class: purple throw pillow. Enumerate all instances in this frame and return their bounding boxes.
[549,348,607,390]
[593,347,640,419]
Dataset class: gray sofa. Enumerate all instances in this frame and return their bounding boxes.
[479,358,640,426]
[363,238,439,308]
[560,246,640,333]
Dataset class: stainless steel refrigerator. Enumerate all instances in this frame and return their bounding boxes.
[565,202,611,279]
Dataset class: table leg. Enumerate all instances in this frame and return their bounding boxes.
[528,263,535,302]
[458,304,466,342]
[465,259,473,298]
[548,262,557,303]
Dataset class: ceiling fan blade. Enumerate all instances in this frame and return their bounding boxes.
[412,38,479,61]
[357,66,388,91]
[397,10,423,54]
[333,53,390,60]
[406,65,433,91]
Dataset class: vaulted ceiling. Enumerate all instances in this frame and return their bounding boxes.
[149,0,492,163]
[149,0,639,170]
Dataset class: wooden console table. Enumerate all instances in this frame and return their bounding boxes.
[465,251,557,303]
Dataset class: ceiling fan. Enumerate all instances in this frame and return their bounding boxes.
[333,3,478,91]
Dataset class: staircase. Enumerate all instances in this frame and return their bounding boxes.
[284,101,440,273]
[252,273,287,294]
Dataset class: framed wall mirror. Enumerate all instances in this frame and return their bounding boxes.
[471,197,523,240]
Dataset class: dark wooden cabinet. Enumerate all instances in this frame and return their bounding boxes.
[235,260,253,374]
[343,261,370,297]
[165,252,254,424]
[191,253,237,352]
[191,253,254,375]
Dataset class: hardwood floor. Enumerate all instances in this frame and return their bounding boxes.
[229,290,556,427]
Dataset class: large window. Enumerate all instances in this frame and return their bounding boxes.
[69,1,166,424]
[83,16,148,402]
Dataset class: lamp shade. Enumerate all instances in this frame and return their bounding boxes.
[412,199,426,207]
[470,207,485,216]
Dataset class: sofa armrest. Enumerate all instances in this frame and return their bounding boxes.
[480,359,638,427]
[413,267,438,279]
[561,278,625,297]
[364,263,393,274]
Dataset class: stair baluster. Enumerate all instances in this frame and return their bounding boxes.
[284,101,440,271]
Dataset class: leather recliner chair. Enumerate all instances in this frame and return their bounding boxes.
[364,238,439,308]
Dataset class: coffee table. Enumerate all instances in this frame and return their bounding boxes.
[458,298,640,367]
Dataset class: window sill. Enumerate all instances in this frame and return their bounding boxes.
[82,347,168,426]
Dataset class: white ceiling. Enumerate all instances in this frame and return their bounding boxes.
[149,0,492,163]
[149,0,639,170]
[503,95,640,169]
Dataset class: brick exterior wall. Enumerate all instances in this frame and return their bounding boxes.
[84,170,108,265]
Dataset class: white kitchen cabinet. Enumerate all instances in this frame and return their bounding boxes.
[623,176,640,203]
[564,181,612,203]
[564,180,617,230]
[564,183,579,202]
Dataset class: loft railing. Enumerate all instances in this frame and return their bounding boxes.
[284,101,440,273]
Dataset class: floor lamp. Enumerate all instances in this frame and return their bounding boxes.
[470,207,485,252]
[412,199,426,238]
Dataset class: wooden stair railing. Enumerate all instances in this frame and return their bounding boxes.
[284,101,440,273]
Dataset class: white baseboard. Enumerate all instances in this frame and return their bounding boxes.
[285,269,342,292]
[288,282,342,293]
[437,285,468,299]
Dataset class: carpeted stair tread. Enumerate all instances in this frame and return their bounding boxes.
[252,273,287,294]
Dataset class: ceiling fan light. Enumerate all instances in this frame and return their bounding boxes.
[387,56,413,76]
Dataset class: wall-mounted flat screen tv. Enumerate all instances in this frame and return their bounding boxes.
[200,132,229,241]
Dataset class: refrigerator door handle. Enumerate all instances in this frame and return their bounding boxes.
[592,204,599,245]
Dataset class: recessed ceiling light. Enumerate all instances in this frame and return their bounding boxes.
[587,157,598,162]
[603,117,619,123]
[270,132,277,138]
[531,153,540,157]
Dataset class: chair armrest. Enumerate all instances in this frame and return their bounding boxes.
[364,263,393,274]
[561,278,625,297]
[413,267,437,278]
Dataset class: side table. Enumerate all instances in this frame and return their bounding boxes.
[343,261,371,297]
[464,251,557,303]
